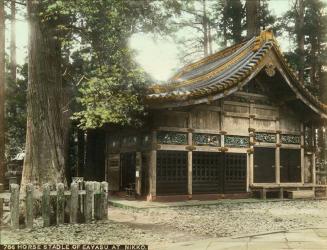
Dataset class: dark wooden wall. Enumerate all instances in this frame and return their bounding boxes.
[84,129,106,181]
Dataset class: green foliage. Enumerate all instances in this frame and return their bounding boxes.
[35,0,180,130]
[216,0,244,44]
[73,67,149,129]
[5,64,27,159]
[280,0,327,95]
[257,0,276,31]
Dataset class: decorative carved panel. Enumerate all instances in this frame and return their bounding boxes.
[193,133,220,147]
[281,134,301,144]
[121,136,138,147]
[157,131,188,145]
[142,134,151,146]
[304,126,314,149]
[108,136,120,149]
[224,135,249,148]
[255,133,276,143]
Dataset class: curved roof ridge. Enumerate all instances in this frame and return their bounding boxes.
[170,39,252,82]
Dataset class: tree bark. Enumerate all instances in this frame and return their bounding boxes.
[21,0,68,190]
[0,0,5,186]
[10,0,16,82]
[246,0,260,39]
[295,0,304,83]
[202,0,208,57]
[208,23,213,55]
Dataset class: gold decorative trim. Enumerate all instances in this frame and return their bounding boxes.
[186,145,196,151]
[220,147,229,152]
[248,128,256,133]
[265,63,276,77]
[247,148,254,154]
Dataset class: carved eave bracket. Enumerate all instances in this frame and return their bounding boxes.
[265,62,276,77]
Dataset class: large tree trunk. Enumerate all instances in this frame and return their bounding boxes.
[0,0,5,186]
[21,0,68,190]
[246,0,260,39]
[10,0,16,82]
[295,0,304,83]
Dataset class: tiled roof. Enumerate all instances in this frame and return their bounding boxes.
[147,30,327,115]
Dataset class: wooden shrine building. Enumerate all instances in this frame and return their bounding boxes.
[89,29,327,201]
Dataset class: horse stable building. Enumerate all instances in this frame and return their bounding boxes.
[84,30,327,201]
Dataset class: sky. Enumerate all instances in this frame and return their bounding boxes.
[4,0,311,82]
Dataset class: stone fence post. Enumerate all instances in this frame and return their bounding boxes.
[10,184,19,229]
[42,183,50,227]
[25,183,34,229]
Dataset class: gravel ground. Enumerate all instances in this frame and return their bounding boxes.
[1,199,327,248]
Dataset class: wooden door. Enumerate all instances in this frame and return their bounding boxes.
[107,154,120,191]
[156,151,188,195]
[280,149,301,182]
[192,152,224,194]
[120,152,136,190]
[254,147,276,183]
[224,153,247,193]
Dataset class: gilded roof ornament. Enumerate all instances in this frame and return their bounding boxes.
[265,63,276,77]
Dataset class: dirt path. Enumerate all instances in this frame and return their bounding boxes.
[1,199,327,249]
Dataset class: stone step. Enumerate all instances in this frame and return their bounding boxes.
[288,190,315,199]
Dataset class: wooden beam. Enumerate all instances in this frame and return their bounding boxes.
[249,101,254,186]
[149,131,157,199]
[301,124,305,184]
[187,115,193,197]
[312,153,316,185]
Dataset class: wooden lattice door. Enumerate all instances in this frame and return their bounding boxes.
[192,152,224,194]
[224,153,247,193]
[156,151,188,195]
[280,149,301,182]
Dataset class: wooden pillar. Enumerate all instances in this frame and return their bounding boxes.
[187,131,192,197]
[149,131,157,200]
[249,137,254,186]
[276,132,281,184]
[301,124,305,184]
[135,152,142,196]
[248,100,255,186]
[312,153,316,185]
